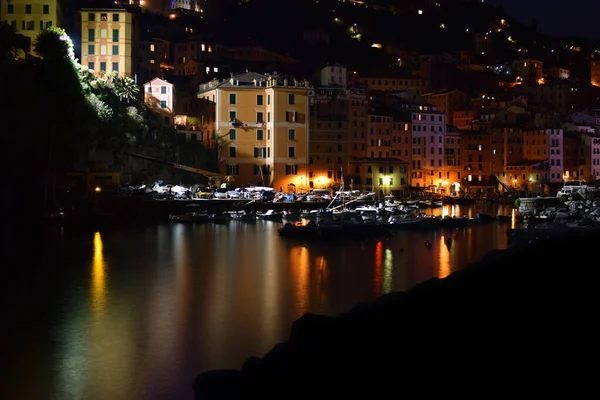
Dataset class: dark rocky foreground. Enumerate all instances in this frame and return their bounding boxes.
[194,231,598,399]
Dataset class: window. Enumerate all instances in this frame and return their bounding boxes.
[229,93,236,105]
[286,111,299,122]
[88,13,95,21]
[161,86,167,94]
[100,45,106,55]
[160,100,167,108]
[285,165,298,175]
[256,130,264,140]
[88,44,95,55]
[229,147,237,157]
[254,147,266,158]
[100,62,106,72]
[256,112,264,123]
[267,94,271,105]
[113,13,119,22]
[100,29,106,38]
[100,13,108,21]
[88,62,94,70]
[111,45,118,55]
[288,94,295,105]
[7,4,13,13]
[88,29,95,42]
[112,62,118,72]
[229,111,236,121]
[226,165,239,175]
[288,129,295,140]
[25,5,31,14]
[150,44,155,52]
[43,5,49,14]
[256,95,264,105]
[267,129,271,140]
[228,129,236,140]
[112,29,119,42]
[288,146,296,158]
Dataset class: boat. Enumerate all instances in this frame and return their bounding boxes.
[208,213,230,224]
[386,216,443,230]
[496,214,511,222]
[169,204,209,223]
[476,213,496,224]
[440,216,472,228]
[230,211,256,222]
[256,210,283,220]
[277,221,392,241]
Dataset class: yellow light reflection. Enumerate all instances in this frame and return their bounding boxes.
[511,208,516,229]
[438,235,451,278]
[290,246,309,317]
[91,232,107,316]
[382,248,393,294]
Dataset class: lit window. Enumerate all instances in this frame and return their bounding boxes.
[201,44,206,51]
[150,44,155,51]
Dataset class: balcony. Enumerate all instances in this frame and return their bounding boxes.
[230,119,264,129]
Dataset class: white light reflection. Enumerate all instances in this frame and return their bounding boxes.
[382,248,393,294]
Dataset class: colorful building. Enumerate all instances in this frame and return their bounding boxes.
[1,0,62,52]
[197,72,311,191]
[80,7,133,77]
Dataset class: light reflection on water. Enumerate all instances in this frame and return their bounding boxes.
[8,204,515,400]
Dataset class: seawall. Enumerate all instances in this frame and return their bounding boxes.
[194,230,598,399]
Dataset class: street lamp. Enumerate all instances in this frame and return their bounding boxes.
[383,176,391,195]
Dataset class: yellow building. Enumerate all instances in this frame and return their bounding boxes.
[1,0,62,51]
[197,72,311,191]
[80,7,133,77]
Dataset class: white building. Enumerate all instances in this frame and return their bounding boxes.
[319,64,347,87]
[409,105,446,187]
[582,133,600,180]
[143,77,174,125]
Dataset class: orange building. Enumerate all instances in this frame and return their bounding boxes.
[461,131,494,190]
[444,127,462,194]
[453,110,476,130]
[422,90,469,126]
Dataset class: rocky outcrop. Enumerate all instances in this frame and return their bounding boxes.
[194,231,598,399]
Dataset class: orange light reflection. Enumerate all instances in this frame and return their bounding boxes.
[91,232,107,316]
[290,246,310,318]
[438,235,451,278]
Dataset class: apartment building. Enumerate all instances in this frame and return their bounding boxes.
[197,72,311,190]
[80,7,133,77]
[1,0,61,51]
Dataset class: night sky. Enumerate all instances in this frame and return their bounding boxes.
[490,0,600,39]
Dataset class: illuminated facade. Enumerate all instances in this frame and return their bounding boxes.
[80,8,133,78]
[143,77,174,126]
[197,72,311,190]
[0,0,62,52]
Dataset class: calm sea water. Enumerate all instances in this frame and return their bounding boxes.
[2,204,515,400]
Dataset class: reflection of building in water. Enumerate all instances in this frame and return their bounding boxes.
[289,246,310,317]
[373,241,383,297]
[315,255,328,311]
[92,232,107,316]
[382,248,393,294]
[438,235,451,278]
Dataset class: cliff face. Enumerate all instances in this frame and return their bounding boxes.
[194,232,598,399]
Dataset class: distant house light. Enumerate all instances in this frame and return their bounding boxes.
[418,10,423,15]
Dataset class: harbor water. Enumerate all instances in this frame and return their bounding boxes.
[2,204,516,400]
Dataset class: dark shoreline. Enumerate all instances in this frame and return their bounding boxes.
[194,229,597,399]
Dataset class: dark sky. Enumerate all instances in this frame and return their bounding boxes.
[489,0,600,39]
